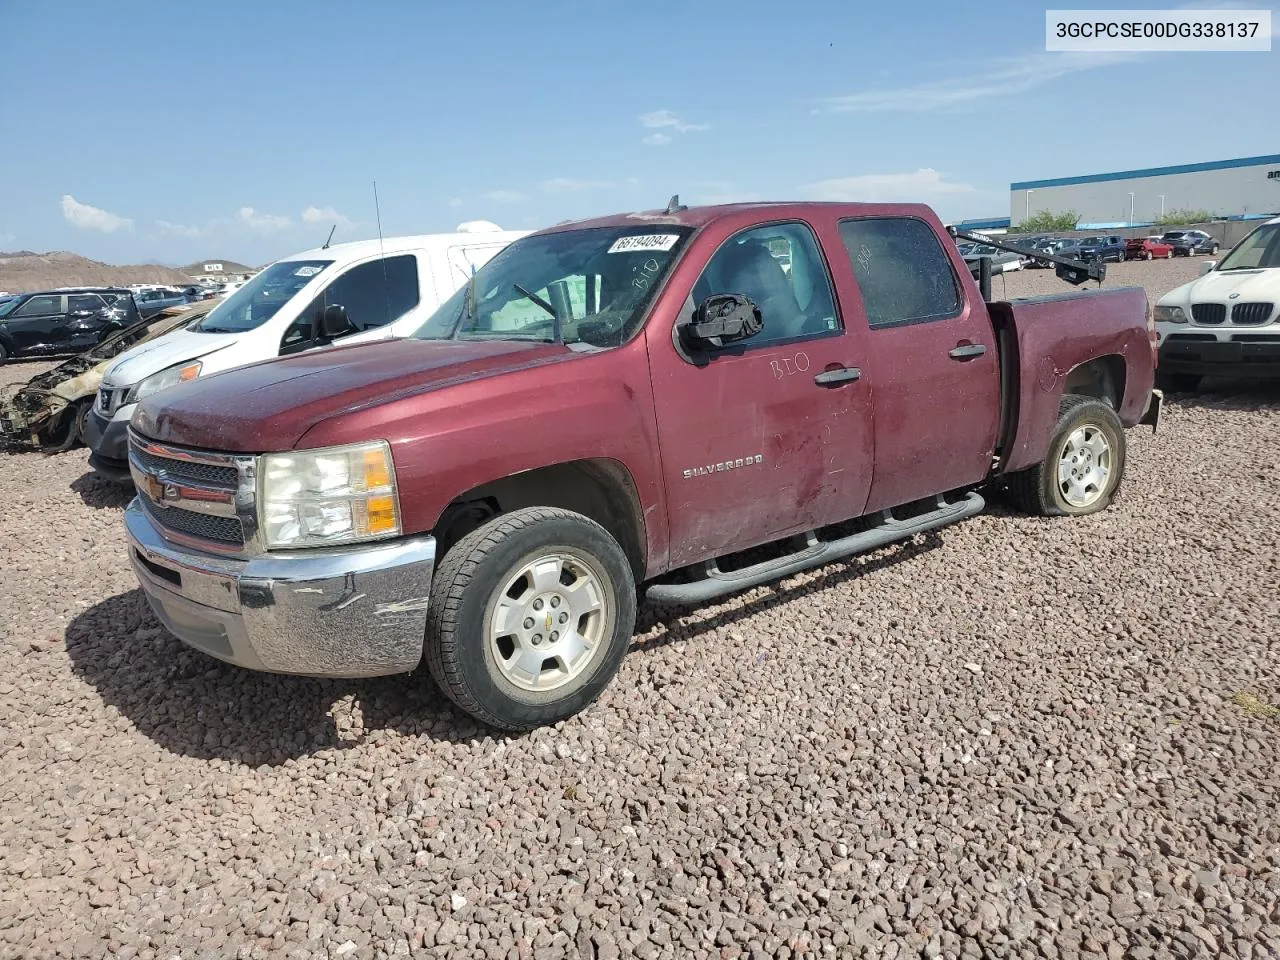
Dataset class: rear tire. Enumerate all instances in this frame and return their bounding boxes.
[424,507,636,731]
[1007,394,1126,517]
[0,341,8,366]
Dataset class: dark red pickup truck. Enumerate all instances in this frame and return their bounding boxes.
[124,201,1159,729]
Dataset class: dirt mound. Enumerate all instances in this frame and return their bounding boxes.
[0,251,195,293]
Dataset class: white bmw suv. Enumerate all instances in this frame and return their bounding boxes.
[1153,216,1280,391]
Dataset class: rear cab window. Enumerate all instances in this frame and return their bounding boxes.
[838,217,962,328]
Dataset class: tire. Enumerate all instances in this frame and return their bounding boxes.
[1156,370,1200,393]
[1210,244,1219,255]
[424,506,637,731]
[1166,249,1173,259]
[1144,250,1153,261]
[1007,394,1126,518]
[0,340,8,366]
[39,399,91,453]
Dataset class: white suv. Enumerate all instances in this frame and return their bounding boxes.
[1153,216,1280,391]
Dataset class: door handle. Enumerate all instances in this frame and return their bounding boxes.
[949,343,987,360]
[813,366,861,387]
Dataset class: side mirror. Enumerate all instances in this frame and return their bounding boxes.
[680,293,763,350]
[1200,261,1216,276]
[312,303,353,342]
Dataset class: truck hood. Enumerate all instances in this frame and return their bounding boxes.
[1159,267,1280,306]
[132,337,571,452]
[104,329,239,388]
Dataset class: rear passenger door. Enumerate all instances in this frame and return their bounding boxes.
[280,254,422,355]
[65,293,110,349]
[836,216,1000,512]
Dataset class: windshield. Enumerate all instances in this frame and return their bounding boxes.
[414,226,693,348]
[1215,223,1280,271]
[192,259,331,333]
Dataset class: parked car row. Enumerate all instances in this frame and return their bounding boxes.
[999,229,1221,268]
[50,199,1162,731]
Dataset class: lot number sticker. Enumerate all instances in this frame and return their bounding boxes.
[608,234,680,254]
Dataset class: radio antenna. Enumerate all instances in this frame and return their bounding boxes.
[373,180,392,326]
[322,224,336,249]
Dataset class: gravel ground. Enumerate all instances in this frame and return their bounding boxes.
[2,255,1279,960]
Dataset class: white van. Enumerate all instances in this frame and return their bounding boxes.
[84,227,527,479]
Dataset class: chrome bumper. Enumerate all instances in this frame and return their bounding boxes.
[125,498,436,677]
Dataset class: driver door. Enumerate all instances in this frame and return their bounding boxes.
[646,221,874,569]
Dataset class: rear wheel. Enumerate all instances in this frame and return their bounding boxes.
[425,507,636,731]
[1007,394,1126,517]
[0,340,8,365]
[39,398,93,453]
[1144,250,1153,261]
[1166,249,1173,259]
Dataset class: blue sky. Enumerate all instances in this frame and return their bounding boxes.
[1,0,1276,265]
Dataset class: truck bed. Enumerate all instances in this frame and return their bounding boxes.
[990,285,1153,474]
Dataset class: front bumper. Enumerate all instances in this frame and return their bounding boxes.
[1159,337,1280,377]
[84,408,133,481]
[125,498,437,677]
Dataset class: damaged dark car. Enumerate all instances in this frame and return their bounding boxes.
[0,300,215,452]
[0,288,142,364]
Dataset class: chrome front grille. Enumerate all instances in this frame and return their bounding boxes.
[1191,303,1226,325]
[127,429,257,553]
[1231,302,1274,326]
[130,445,239,487]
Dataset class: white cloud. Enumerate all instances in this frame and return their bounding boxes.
[642,133,672,148]
[238,206,291,234]
[803,168,977,202]
[302,205,351,226]
[0,232,16,247]
[639,109,709,133]
[448,197,464,209]
[480,189,526,204]
[61,195,133,233]
[155,220,202,238]
[815,50,1136,113]
[540,177,617,192]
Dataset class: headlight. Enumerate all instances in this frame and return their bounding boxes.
[1153,305,1188,324]
[125,360,202,403]
[260,440,401,549]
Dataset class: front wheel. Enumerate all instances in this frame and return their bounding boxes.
[1144,250,1153,261]
[1007,395,1126,517]
[424,507,636,731]
[1166,249,1173,259]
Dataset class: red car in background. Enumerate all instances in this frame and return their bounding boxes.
[1126,236,1175,260]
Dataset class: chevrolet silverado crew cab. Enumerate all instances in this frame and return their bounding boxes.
[1153,215,1280,390]
[123,201,1159,730]
[84,227,527,481]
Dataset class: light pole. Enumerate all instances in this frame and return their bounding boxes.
[1025,189,1033,222]
[1128,192,1135,226]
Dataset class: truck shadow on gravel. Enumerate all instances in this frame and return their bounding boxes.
[635,531,945,649]
[65,534,947,763]
[64,590,488,764]
[71,472,133,509]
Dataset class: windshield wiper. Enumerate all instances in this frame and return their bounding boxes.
[512,283,562,343]
[198,325,238,333]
